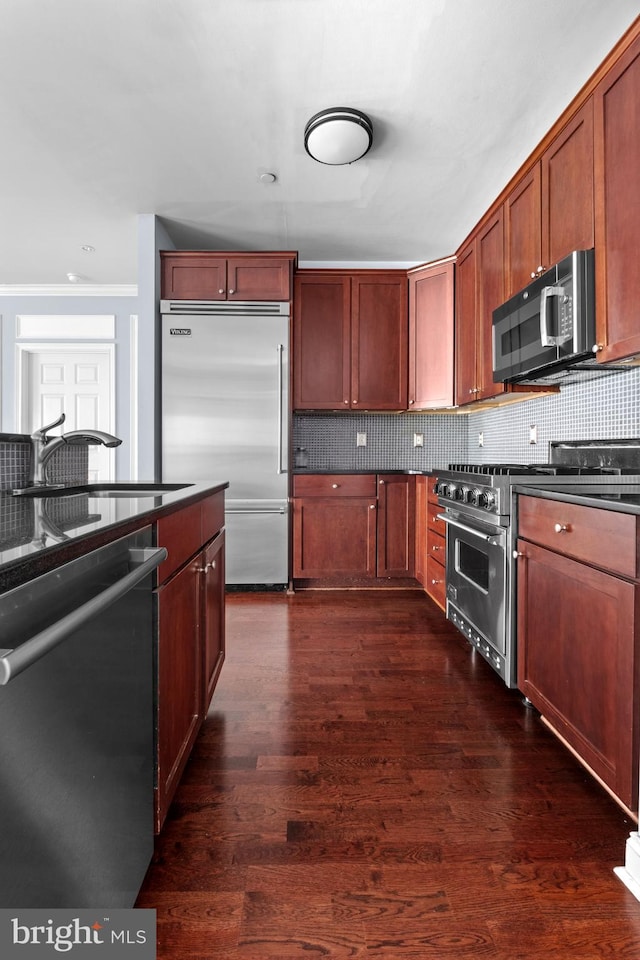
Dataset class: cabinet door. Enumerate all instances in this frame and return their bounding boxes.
[351,275,408,410]
[454,240,478,405]
[517,540,638,809]
[201,531,225,714]
[542,98,595,267]
[227,257,291,300]
[376,474,415,578]
[292,497,377,577]
[414,475,428,586]
[293,275,351,409]
[161,254,227,300]
[408,261,454,409]
[155,557,202,831]
[594,32,640,362]
[505,164,542,296]
[476,209,506,402]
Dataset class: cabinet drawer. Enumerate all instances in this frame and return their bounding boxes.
[426,553,446,610]
[428,530,446,563]
[201,491,225,542]
[293,474,376,497]
[156,502,203,584]
[427,477,440,505]
[518,495,638,578]
[427,501,446,536]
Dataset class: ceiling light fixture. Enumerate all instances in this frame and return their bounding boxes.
[81,245,95,253]
[304,107,373,165]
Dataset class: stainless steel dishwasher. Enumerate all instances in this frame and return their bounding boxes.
[0,526,166,908]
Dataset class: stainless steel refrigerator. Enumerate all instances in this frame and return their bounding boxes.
[160,300,289,586]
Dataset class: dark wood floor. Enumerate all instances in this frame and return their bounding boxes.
[137,590,640,958]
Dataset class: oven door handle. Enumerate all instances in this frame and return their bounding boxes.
[436,513,504,545]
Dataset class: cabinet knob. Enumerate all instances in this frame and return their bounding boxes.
[196,562,213,573]
[530,265,545,278]
[431,578,443,585]
[409,399,415,405]
[554,522,570,533]
[370,504,376,510]
[344,399,349,405]
[332,483,339,489]
[229,288,235,294]
[218,289,225,295]
[513,549,524,559]
[379,479,385,485]
[432,544,441,552]
[592,343,604,353]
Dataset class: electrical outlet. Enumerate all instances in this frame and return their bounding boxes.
[529,424,538,445]
[356,432,367,447]
[478,432,484,447]
[413,432,424,448]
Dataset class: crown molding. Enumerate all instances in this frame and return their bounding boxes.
[0,284,138,297]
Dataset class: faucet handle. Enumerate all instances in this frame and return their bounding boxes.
[31,412,66,441]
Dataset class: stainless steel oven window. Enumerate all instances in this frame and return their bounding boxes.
[455,538,490,592]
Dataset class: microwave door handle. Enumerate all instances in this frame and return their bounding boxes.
[540,285,570,347]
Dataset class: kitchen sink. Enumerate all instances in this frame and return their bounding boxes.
[12,482,191,498]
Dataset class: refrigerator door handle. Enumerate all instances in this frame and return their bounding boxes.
[277,343,286,475]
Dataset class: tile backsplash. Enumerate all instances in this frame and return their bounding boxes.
[293,366,640,470]
[0,437,89,490]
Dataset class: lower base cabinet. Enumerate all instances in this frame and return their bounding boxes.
[292,473,415,582]
[154,493,226,832]
[516,494,640,811]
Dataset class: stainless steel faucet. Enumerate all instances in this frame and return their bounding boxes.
[30,413,122,486]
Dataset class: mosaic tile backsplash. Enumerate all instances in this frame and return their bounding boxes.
[293,366,640,470]
[0,437,89,490]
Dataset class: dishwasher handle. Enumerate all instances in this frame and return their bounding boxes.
[0,546,167,686]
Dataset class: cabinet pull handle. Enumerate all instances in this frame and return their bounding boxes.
[554,522,570,533]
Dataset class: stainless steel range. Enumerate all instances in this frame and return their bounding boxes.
[435,441,640,688]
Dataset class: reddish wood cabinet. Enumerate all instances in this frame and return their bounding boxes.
[161,251,296,301]
[154,491,226,832]
[292,473,415,582]
[594,30,640,363]
[293,270,408,411]
[407,259,455,409]
[516,494,640,811]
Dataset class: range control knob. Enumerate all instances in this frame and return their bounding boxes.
[470,487,483,506]
[482,489,497,510]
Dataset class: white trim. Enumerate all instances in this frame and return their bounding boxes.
[129,315,139,481]
[16,314,116,340]
[0,284,137,297]
[615,833,640,901]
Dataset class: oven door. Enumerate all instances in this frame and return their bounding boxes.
[438,507,508,660]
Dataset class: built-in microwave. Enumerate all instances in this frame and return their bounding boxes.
[492,249,602,385]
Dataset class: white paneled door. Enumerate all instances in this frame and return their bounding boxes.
[20,346,116,482]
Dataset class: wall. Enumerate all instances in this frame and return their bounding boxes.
[293,365,640,469]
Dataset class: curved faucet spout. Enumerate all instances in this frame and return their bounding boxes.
[29,417,122,486]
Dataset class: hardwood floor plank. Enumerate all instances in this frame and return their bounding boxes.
[138,591,640,958]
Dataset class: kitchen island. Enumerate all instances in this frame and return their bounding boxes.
[0,479,228,907]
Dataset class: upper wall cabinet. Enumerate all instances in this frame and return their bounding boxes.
[407,259,455,410]
[293,270,408,411]
[160,251,296,301]
[594,30,640,363]
[455,209,509,405]
[505,99,595,297]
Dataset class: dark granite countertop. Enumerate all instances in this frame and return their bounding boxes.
[292,468,434,475]
[0,480,228,593]
[513,482,640,515]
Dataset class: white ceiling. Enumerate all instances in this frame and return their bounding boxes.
[1,0,638,285]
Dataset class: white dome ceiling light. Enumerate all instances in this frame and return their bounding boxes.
[304,107,373,165]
